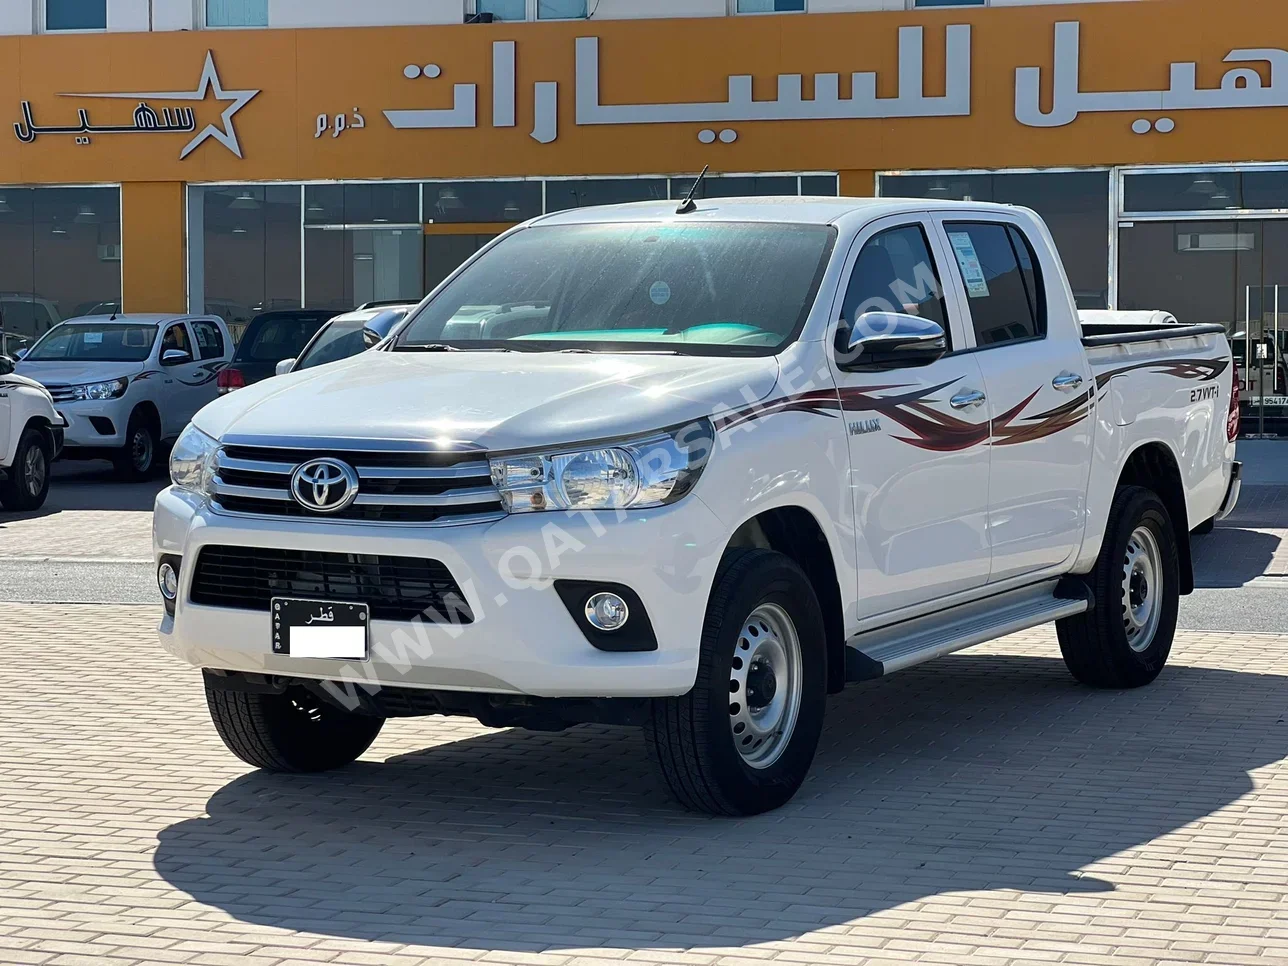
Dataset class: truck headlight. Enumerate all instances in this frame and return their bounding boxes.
[489,419,714,514]
[69,377,129,401]
[169,424,218,494]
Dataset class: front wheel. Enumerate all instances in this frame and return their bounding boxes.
[205,683,385,772]
[113,411,158,481]
[1057,486,1179,689]
[0,427,51,512]
[646,549,827,816]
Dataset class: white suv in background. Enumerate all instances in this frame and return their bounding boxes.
[16,314,233,479]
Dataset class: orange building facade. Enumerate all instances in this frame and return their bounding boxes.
[1,0,1287,414]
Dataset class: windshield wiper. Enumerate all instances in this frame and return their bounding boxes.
[398,343,519,353]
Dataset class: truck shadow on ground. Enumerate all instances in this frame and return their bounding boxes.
[1191,527,1283,587]
[154,654,1286,952]
[0,460,166,522]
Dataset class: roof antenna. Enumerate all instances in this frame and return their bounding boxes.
[675,165,709,215]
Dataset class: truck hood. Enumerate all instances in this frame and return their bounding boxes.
[0,373,50,394]
[193,350,780,452]
[14,360,143,386]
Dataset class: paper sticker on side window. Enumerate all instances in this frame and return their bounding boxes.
[948,232,990,299]
[83,332,104,345]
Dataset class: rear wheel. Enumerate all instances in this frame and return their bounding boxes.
[113,411,158,481]
[0,427,51,512]
[1057,486,1179,689]
[205,683,385,772]
[646,549,827,816]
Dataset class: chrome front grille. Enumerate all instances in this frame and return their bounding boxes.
[44,384,78,403]
[210,442,504,525]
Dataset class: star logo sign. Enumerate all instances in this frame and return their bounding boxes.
[62,52,260,160]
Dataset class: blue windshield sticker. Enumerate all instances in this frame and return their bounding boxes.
[649,280,671,305]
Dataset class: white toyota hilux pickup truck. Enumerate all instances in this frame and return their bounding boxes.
[155,198,1240,815]
[0,372,64,511]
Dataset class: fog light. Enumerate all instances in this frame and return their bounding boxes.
[584,591,629,632]
[158,562,179,601]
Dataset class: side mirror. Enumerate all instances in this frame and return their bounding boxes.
[275,358,296,376]
[838,312,947,372]
[161,349,192,366]
[14,347,28,360]
[0,356,12,375]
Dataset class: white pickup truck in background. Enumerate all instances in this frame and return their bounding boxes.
[155,198,1239,815]
[0,372,64,511]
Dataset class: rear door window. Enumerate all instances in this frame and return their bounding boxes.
[943,222,1046,347]
[236,317,330,362]
[191,320,226,361]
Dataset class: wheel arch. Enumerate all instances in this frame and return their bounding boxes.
[1116,441,1193,594]
[130,400,162,435]
[725,503,847,695]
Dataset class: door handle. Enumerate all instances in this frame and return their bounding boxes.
[950,389,986,411]
[1052,371,1084,392]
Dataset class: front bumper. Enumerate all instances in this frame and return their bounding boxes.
[1216,460,1242,521]
[154,487,728,698]
[57,398,129,449]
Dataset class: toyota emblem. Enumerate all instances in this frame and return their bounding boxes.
[290,458,360,513]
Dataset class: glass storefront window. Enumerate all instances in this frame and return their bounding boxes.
[477,0,525,19]
[881,170,1110,309]
[0,187,121,357]
[669,175,799,200]
[304,183,419,226]
[801,175,840,196]
[1124,170,1288,214]
[191,185,301,338]
[1119,217,1288,433]
[545,178,669,212]
[423,181,541,224]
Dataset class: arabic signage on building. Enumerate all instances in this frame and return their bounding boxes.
[0,0,1285,185]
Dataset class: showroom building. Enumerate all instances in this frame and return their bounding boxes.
[0,0,1285,418]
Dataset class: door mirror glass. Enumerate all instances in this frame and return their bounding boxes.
[275,358,296,376]
[839,312,947,372]
[14,348,28,360]
[0,356,12,375]
[161,348,192,366]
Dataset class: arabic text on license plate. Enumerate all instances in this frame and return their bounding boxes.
[272,598,369,660]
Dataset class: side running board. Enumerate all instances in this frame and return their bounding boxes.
[845,578,1091,683]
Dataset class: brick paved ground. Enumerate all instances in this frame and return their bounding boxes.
[4,604,1287,966]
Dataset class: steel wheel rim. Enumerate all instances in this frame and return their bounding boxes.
[1123,525,1163,652]
[728,602,803,770]
[23,444,46,496]
[131,429,153,472]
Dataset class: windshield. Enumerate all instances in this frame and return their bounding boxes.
[24,322,156,362]
[235,315,332,362]
[395,222,836,355]
[296,311,406,371]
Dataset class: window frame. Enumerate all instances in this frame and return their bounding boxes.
[469,0,589,21]
[159,322,195,365]
[937,219,1049,353]
[39,0,108,33]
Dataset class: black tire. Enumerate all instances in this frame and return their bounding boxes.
[113,410,158,481]
[0,426,51,512]
[1192,516,1216,535]
[205,682,385,772]
[1057,486,1179,689]
[646,548,827,816]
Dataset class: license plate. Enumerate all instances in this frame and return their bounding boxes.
[272,598,369,660]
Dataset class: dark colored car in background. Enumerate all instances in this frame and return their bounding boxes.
[280,305,415,374]
[216,310,338,395]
